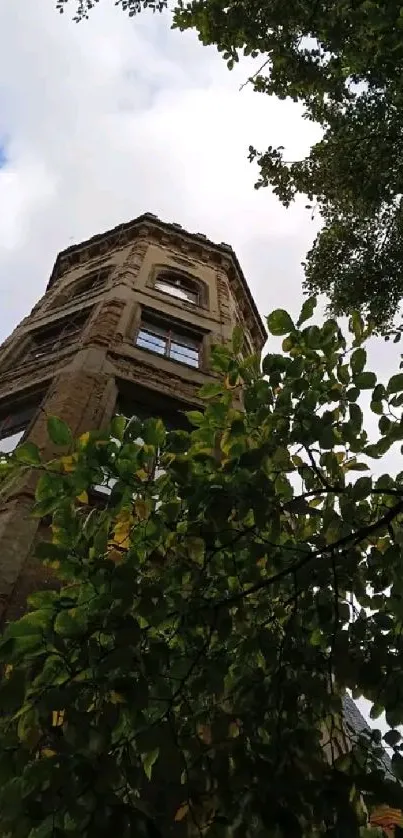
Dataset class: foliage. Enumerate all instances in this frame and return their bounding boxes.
[171,0,403,330]
[56,0,167,22]
[4,303,403,836]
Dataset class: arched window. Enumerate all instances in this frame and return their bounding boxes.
[154,270,200,306]
[51,265,111,309]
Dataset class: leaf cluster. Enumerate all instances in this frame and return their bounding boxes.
[2,305,403,836]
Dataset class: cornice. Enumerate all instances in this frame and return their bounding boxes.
[46,213,267,351]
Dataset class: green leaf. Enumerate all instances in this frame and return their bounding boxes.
[349,403,363,430]
[384,728,401,746]
[337,364,350,385]
[14,442,41,465]
[392,753,403,780]
[111,414,127,441]
[345,461,369,471]
[27,815,55,838]
[378,415,391,435]
[352,476,372,500]
[297,296,317,326]
[353,372,377,389]
[199,382,224,399]
[349,311,364,341]
[267,309,294,336]
[186,410,205,427]
[370,400,383,415]
[26,590,59,610]
[350,347,366,375]
[232,324,244,355]
[141,747,159,780]
[35,541,68,563]
[388,373,403,395]
[47,416,73,447]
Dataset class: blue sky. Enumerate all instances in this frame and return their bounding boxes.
[0,145,6,168]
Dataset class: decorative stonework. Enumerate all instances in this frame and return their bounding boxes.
[46,214,266,351]
[109,352,205,407]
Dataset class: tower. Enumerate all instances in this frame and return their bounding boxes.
[0,213,266,625]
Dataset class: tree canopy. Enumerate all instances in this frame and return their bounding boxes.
[3,306,403,835]
[57,0,403,331]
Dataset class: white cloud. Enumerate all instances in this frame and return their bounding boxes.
[0,0,321,339]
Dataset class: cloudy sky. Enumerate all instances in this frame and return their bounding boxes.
[0,0,324,339]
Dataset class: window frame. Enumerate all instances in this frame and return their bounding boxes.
[136,315,202,369]
[51,265,111,310]
[0,396,43,454]
[25,311,90,362]
[154,271,200,306]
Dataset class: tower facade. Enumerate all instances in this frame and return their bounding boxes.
[0,213,266,625]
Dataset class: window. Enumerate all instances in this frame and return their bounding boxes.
[0,403,38,453]
[52,266,110,309]
[72,266,110,301]
[136,317,201,368]
[93,398,190,497]
[154,271,199,305]
[26,312,89,362]
[93,413,163,496]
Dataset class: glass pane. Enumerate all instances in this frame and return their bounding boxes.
[0,430,24,454]
[155,280,198,305]
[136,329,166,355]
[170,341,199,367]
[94,476,118,496]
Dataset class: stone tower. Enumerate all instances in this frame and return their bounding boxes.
[0,213,266,625]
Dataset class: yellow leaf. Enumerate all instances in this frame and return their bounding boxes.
[136,468,149,481]
[76,490,88,505]
[52,526,63,545]
[174,803,189,823]
[52,709,65,727]
[42,748,57,758]
[107,548,124,565]
[78,431,91,448]
[134,498,150,521]
[60,454,77,473]
[110,691,126,704]
[4,664,13,679]
[111,509,133,550]
[228,720,240,738]
[111,530,130,550]
[187,536,205,565]
[197,724,212,745]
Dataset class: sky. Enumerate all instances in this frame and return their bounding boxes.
[0,0,402,738]
[0,0,323,340]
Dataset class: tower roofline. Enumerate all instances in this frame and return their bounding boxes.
[47,213,267,349]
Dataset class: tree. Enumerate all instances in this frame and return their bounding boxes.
[56,0,167,21]
[58,0,403,331]
[175,0,403,332]
[3,304,403,835]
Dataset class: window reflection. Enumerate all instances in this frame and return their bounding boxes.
[136,319,201,368]
[0,430,25,454]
